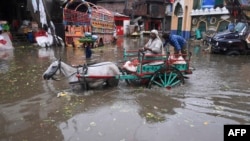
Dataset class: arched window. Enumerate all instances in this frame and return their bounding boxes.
[174,3,183,16]
[217,20,229,32]
[198,21,206,33]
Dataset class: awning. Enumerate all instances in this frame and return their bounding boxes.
[114,12,130,18]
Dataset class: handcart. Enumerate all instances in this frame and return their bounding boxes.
[117,47,193,89]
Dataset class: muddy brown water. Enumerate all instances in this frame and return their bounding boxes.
[0,37,250,141]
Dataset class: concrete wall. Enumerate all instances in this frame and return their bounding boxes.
[123,20,130,35]
[98,1,125,14]
[190,15,232,39]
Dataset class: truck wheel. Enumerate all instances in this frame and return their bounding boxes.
[226,51,240,56]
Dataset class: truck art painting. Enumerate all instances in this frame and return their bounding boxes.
[63,0,115,48]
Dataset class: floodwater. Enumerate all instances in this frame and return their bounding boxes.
[0,36,250,141]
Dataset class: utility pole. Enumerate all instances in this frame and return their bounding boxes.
[163,1,166,32]
[125,0,128,15]
[132,0,135,21]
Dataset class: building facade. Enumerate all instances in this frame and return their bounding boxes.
[190,0,231,39]
[168,0,232,39]
[97,0,134,15]
[98,0,166,32]
[97,0,247,39]
[132,0,165,31]
[168,0,193,39]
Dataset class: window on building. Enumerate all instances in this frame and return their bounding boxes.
[174,3,183,16]
[115,20,123,26]
[217,20,229,32]
[198,21,207,34]
[150,4,159,17]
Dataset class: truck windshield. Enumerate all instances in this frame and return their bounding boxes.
[234,22,247,32]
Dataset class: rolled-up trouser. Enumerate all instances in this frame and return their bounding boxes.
[174,44,187,59]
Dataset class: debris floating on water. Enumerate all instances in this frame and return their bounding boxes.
[57,91,68,97]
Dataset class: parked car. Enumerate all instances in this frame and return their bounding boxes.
[210,22,250,55]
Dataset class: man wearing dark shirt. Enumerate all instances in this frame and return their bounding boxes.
[162,33,187,55]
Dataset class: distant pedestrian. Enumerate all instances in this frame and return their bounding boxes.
[0,25,7,45]
[113,25,117,43]
[85,42,92,59]
[0,25,2,34]
[227,22,235,32]
[12,19,19,32]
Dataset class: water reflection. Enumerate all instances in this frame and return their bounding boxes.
[211,92,250,123]
[0,49,14,73]
[38,47,56,60]
[136,90,182,123]
[175,50,250,126]
[0,91,65,140]
[58,88,182,141]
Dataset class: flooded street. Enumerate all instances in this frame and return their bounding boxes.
[1,36,250,141]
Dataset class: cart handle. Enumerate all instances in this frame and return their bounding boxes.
[138,49,145,62]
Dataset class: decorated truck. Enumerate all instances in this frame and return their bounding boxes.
[63,0,115,47]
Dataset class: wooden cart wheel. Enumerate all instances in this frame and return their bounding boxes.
[148,66,184,89]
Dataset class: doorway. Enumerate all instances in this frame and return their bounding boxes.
[177,18,182,35]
